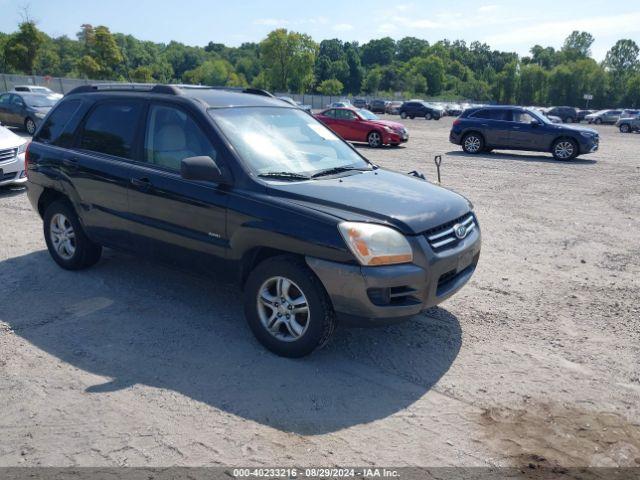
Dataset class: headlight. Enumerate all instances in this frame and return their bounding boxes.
[580,131,594,137]
[383,126,394,133]
[338,222,413,266]
[17,142,28,154]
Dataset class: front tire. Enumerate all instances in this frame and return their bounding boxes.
[244,256,336,357]
[400,112,407,119]
[44,200,102,270]
[425,112,433,120]
[594,118,602,125]
[25,117,37,135]
[462,133,484,154]
[619,124,631,133]
[552,138,578,161]
[367,131,382,148]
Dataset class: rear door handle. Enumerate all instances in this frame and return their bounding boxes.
[130,177,152,190]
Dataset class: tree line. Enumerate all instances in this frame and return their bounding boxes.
[1,18,639,108]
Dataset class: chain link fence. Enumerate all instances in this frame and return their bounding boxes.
[1,73,472,109]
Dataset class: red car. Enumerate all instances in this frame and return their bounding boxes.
[315,107,409,148]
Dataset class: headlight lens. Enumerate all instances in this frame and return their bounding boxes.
[383,126,394,133]
[580,131,594,137]
[338,222,413,266]
[17,141,28,154]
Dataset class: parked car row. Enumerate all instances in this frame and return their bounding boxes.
[0,88,61,134]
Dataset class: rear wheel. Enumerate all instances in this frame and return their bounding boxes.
[367,131,382,148]
[462,133,484,154]
[425,112,433,120]
[552,138,578,161]
[565,117,574,123]
[44,200,102,270]
[594,118,602,125]
[244,256,336,357]
[619,124,631,133]
[400,112,407,119]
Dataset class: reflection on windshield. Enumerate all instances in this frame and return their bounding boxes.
[210,107,370,176]
[358,109,378,120]
[24,96,57,108]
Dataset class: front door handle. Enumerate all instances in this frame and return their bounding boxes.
[130,177,152,190]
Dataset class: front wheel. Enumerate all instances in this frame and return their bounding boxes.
[244,256,336,357]
[367,131,382,148]
[619,124,631,133]
[25,117,37,135]
[400,112,407,119]
[425,112,432,120]
[594,118,602,125]
[44,200,102,270]
[462,133,484,154]
[552,138,578,161]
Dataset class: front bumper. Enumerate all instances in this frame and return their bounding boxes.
[0,152,27,186]
[307,221,481,326]
[385,130,409,144]
[579,136,599,154]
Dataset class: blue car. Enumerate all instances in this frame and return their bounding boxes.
[450,106,599,160]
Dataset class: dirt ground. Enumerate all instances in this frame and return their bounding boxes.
[0,118,638,468]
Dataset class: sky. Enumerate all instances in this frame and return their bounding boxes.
[1,0,639,61]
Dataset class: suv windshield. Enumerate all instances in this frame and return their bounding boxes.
[210,107,370,177]
[23,95,57,108]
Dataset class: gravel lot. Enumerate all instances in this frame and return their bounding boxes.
[0,118,638,469]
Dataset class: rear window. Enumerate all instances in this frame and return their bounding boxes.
[37,99,82,146]
[78,101,143,159]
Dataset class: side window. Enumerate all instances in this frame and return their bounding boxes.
[143,104,217,172]
[0,94,9,105]
[338,110,356,120]
[513,111,536,123]
[12,95,24,106]
[470,109,491,119]
[323,109,336,118]
[79,101,143,159]
[37,99,82,146]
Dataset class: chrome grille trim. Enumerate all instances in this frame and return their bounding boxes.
[426,214,476,251]
[0,148,18,162]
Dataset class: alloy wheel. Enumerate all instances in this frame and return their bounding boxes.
[257,276,310,342]
[554,141,575,160]
[620,124,630,133]
[368,132,381,147]
[464,135,481,153]
[26,119,36,135]
[50,213,76,260]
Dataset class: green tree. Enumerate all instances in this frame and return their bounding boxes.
[518,64,547,105]
[604,39,640,77]
[624,74,640,107]
[183,59,234,85]
[561,31,594,61]
[4,21,45,74]
[317,78,344,95]
[259,29,317,92]
[361,37,396,66]
[396,37,428,62]
[130,65,153,83]
[361,68,381,94]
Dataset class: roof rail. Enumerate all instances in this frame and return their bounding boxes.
[66,83,276,98]
[66,83,180,96]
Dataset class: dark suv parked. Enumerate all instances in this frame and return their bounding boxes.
[26,84,481,357]
[399,101,442,120]
[450,106,599,160]
[546,106,578,123]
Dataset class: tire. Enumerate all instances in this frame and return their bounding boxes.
[244,255,336,358]
[367,131,382,148]
[43,200,102,270]
[619,124,630,133]
[462,132,484,154]
[400,112,407,119]
[594,118,602,125]
[25,117,37,135]
[425,112,433,120]
[551,138,578,161]
[565,117,574,123]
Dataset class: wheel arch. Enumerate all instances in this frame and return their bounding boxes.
[240,247,305,288]
[37,188,69,219]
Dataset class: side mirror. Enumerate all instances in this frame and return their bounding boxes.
[530,119,541,127]
[180,156,226,183]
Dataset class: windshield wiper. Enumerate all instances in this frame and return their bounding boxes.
[311,166,369,178]
[258,171,311,181]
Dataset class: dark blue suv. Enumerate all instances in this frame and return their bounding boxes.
[450,106,599,160]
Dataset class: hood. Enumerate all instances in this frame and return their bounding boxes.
[369,119,406,130]
[266,169,472,235]
[552,123,598,135]
[0,125,24,147]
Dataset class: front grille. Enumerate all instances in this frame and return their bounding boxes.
[425,213,476,251]
[1,171,17,181]
[0,147,18,163]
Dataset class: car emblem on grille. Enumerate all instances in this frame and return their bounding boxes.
[453,223,468,239]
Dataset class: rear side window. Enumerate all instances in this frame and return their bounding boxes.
[37,99,82,146]
[323,109,336,118]
[79,102,143,159]
[471,109,512,121]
